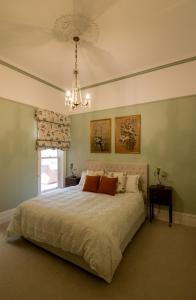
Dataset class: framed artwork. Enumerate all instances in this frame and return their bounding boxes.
[90,119,111,153]
[115,115,141,153]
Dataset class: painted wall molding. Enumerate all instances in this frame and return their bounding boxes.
[0,208,15,224]
[1,57,196,114]
[153,208,196,227]
[1,56,196,93]
[72,61,196,114]
[0,65,66,114]
[82,56,196,90]
[0,59,64,93]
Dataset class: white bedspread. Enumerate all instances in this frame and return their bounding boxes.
[7,186,145,282]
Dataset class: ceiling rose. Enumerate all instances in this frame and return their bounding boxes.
[53,14,99,44]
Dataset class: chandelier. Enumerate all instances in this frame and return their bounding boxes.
[65,36,91,111]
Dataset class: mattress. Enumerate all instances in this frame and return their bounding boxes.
[7,185,145,283]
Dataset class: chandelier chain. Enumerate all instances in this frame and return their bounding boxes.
[74,38,78,89]
[75,39,78,73]
[65,36,91,112]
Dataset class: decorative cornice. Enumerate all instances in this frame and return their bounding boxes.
[1,56,196,93]
[0,59,65,92]
[82,56,196,90]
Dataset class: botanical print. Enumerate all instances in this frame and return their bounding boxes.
[115,115,141,153]
[90,119,111,153]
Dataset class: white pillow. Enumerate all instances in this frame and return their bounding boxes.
[126,174,140,193]
[105,171,127,193]
[78,171,87,186]
[87,169,104,176]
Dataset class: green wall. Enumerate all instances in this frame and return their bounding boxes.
[0,98,38,211]
[1,95,196,214]
[67,95,196,214]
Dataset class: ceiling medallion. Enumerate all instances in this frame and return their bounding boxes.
[53,14,99,44]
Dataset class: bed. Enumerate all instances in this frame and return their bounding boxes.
[7,161,148,283]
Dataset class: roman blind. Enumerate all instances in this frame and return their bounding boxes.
[35,108,71,150]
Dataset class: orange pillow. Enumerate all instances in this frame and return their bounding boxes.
[98,176,118,196]
[83,175,100,193]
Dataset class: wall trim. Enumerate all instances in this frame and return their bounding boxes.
[0,208,15,224]
[1,56,196,93]
[0,59,64,93]
[82,56,196,90]
[154,208,196,227]
[0,207,196,227]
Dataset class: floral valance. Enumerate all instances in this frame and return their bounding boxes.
[35,109,71,150]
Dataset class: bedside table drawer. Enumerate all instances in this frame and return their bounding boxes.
[150,189,172,204]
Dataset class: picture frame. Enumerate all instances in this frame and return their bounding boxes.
[115,115,141,153]
[90,118,111,153]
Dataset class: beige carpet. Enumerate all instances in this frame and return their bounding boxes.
[0,220,196,300]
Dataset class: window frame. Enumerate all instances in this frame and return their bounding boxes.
[38,149,65,194]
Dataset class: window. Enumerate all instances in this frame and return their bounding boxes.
[38,149,64,193]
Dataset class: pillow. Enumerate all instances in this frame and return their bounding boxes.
[78,171,87,186]
[98,176,118,196]
[87,169,104,176]
[83,175,100,193]
[126,174,140,193]
[105,171,127,193]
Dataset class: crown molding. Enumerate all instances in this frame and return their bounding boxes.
[0,59,65,93]
[82,56,196,90]
[1,56,196,93]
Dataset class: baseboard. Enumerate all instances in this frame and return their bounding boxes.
[0,208,15,224]
[1,207,196,227]
[154,208,196,227]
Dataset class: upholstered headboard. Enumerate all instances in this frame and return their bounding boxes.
[86,161,149,200]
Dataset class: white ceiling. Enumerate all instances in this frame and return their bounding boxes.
[0,0,195,89]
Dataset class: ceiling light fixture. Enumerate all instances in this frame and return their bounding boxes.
[65,36,91,111]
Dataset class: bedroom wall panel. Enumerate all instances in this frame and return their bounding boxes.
[1,94,195,214]
[67,95,196,215]
[0,97,37,211]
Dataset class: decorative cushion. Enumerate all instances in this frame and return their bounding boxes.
[83,175,100,193]
[87,169,104,176]
[126,174,140,193]
[78,171,87,186]
[98,176,118,196]
[105,171,127,193]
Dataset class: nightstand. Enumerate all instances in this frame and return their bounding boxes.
[65,176,80,187]
[149,185,173,226]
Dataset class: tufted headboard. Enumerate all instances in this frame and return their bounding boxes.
[86,160,149,200]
